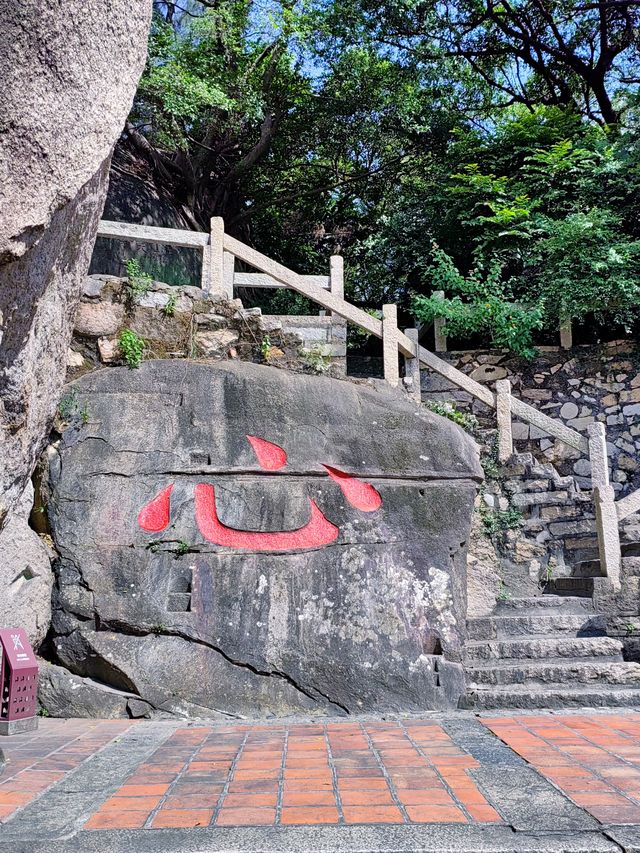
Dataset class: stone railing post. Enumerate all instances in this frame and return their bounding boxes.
[207,216,225,296]
[496,379,513,462]
[404,328,422,403]
[223,250,235,299]
[329,256,344,300]
[433,291,447,352]
[328,255,344,320]
[588,422,621,590]
[560,319,572,350]
[382,304,399,387]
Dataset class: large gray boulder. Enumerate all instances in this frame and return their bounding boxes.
[0,482,53,647]
[0,0,151,531]
[47,361,482,717]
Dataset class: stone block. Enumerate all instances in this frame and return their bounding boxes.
[74,302,125,337]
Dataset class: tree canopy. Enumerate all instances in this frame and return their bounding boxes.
[121,0,640,355]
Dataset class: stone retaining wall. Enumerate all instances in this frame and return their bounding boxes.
[421,343,640,598]
[66,275,347,380]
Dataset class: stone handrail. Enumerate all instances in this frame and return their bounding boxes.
[96,216,628,588]
[616,488,640,522]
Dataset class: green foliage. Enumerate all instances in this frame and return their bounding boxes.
[118,329,146,369]
[123,2,640,352]
[497,582,511,603]
[301,346,332,374]
[481,506,524,536]
[260,335,271,360]
[58,390,89,427]
[162,291,178,317]
[125,259,153,303]
[58,390,79,422]
[424,400,478,434]
[412,247,543,358]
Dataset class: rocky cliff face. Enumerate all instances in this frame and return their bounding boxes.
[0,0,151,532]
[43,360,482,718]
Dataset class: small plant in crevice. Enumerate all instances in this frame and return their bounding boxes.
[57,389,89,428]
[424,400,478,434]
[480,437,502,482]
[480,505,524,536]
[125,258,153,303]
[37,705,50,718]
[260,334,271,360]
[57,389,79,422]
[162,291,178,317]
[497,582,511,602]
[626,623,636,636]
[301,345,332,375]
[539,562,555,587]
[119,328,146,369]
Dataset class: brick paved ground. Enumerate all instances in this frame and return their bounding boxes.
[85,720,501,830]
[484,714,640,825]
[0,719,134,823]
[1,712,640,851]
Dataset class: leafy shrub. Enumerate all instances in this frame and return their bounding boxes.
[119,329,146,369]
[162,291,178,317]
[301,346,332,374]
[125,259,153,303]
[424,400,478,434]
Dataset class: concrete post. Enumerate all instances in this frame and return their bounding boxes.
[433,291,447,352]
[382,304,399,387]
[593,485,621,591]
[329,256,344,300]
[588,422,610,488]
[223,250,235,299]
[404,328,422,403]
[208,217,225,296]
[588,422,621,589]
[560,320,572,350]
[496,379,513,462]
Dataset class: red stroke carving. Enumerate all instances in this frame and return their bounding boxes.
[194,483,339,550]
[322,465,382,512]
[247,435,287,470]
[138,484,174,532]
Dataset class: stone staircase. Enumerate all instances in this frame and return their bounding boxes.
[463,586,640,709]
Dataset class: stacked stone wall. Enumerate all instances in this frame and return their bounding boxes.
[66,275,347,381]
[421,343,640,599]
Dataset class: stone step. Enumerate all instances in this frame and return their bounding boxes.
[495,595,594,613]
[467,613,605,640]
[464,635,623,663]
[464,684,640,710]
[544,578,594,597]
[466,659,640,687]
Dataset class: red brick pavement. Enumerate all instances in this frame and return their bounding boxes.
[85,720,502,829]
[0,718,135,823]
[483,714,640,825]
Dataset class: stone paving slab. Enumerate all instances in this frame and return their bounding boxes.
[0,712,639,851]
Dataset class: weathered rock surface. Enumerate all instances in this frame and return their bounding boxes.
[466,510,502,617]
[0,0,151,531]
[38,660,153,719]
[0,482,53,647]
[46,360,481,717]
